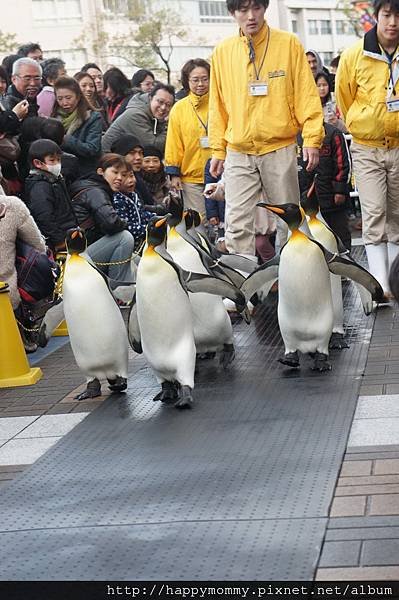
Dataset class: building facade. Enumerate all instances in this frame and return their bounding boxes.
[1,0,361,77]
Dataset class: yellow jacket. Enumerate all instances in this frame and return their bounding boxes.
[209,22,324,159]
[336,26,399,149]
[164,91,211,183]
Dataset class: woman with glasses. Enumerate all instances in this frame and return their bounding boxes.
[164,59,211,222]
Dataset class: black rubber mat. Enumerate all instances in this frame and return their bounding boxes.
[0,252,374,580]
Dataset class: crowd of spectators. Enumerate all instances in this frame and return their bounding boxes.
[1,0,397,353]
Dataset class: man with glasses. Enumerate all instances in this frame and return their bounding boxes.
[5,57,42,117]
[102,83,175,157]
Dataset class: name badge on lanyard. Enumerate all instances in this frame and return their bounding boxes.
[248,81,268,96]
[387,96,399,112]
[200,136,209,148]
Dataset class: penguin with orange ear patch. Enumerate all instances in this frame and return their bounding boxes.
[63,227,129,400]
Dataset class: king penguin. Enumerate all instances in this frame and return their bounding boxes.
[166,200,237,367]
[242,204,384,371]
[134,216,246,408]
[300,185,348,350]
[63,228,129,400]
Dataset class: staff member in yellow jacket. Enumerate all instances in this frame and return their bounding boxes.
[209,0,324,258]
[165,59,211,222]
[336,0,399,300]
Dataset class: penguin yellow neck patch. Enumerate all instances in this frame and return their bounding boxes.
[290,229,308,243]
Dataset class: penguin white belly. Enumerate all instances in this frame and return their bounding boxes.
[136,250,196,388]
[308,218,344,334]
[63,257,128,380]
[278,237,333,355]
[167,229,233,351]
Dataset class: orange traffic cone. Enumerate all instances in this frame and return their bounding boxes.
[0,282,42,387]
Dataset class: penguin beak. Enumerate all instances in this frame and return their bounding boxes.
[307,181,316,198]
[155,217,167,228]
[257,203,285,215]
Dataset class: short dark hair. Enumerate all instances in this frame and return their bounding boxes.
[52,76,90,122]
[373,0,399,15]
[97,153,128,171]
[17,43,42,57]
[81,63,102,73]
[180,58,210,91]
[131,69,154,88]
[41,58,65,86]
[40,118,65,146]
[0,65,9,87]
[103,67,131,98]
[2,54,20,79]
[29,139,62,165]
[226,0,269,13]
[149,82,175,100]
[330,56,340,69]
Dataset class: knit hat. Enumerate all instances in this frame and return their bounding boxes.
[143,145,163,161]
[110,135,144,156]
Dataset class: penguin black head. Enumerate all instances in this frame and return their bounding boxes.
[146,216,168,247]
[66,228,87,254]
[184,210,194,230]
[300,180,319,218]
[164,191,183,227]
[257,202,305,231]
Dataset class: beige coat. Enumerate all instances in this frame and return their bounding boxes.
[0,195,46,309]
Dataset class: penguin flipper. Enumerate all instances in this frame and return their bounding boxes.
[128,293,142,354]
[184,271,247,313]
[213,252,258,274]
[240,256,280,302]
[326,254,384,305]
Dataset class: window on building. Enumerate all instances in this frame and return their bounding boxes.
[320,20,332,35]
[321,52,333,65]
[32,0,81,22]
[308,20,319,35]
[199,1,231,23]
[291,19,298,33]
[335,20,347,35]
[52,48,87,72]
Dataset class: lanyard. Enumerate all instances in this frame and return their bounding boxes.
[383,46,398,96]
[189,100,208,134]
[248,26,270,81]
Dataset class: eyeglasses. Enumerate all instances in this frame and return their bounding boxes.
[16,75,42,83]
[189,77,209,84]
[154,98,173,109]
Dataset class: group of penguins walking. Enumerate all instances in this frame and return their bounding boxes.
[40,189,384,410]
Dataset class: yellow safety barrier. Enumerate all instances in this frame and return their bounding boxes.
[0,281,42,388]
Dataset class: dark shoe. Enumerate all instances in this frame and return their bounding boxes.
[278,351,300,368]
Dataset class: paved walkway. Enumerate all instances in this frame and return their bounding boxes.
[0,250,399,579]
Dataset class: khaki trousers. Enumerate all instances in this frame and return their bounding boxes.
[181,182,207,224]
[224,145,300,255]
[351,142,399,244]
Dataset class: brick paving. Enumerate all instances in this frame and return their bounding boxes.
[317,305,399,580]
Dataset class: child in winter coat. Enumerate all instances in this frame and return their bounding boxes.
[112,164,155,252]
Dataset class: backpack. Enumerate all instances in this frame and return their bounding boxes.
[16,239,59,304]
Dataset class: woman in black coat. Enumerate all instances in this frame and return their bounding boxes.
[70,153,135,283]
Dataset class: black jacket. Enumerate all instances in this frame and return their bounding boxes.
[25,170,77,249]
[3,84,39,118]
[0,100,21,136]
[297,123,351,212]
[70,174,127,244]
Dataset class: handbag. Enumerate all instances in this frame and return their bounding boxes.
[16,239,59,304]
[0,134,20,166]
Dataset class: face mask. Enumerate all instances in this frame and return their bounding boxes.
[46,163,62,178]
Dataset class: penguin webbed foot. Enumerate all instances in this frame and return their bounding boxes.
[37,323,49,348]
[108,376,127,392]
[75,378,102,400]
[220,344,235,369]
[310,352,332,372]
[153,381,179,404]
[175,385,193,410]
[278,351,300,368]
[329,332,349,350]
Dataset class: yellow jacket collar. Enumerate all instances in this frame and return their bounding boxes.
[188,90,209,109]
[240,21,268,49]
